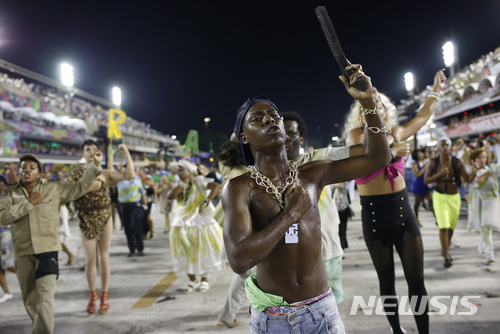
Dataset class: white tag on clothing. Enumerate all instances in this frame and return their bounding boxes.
[285,223,299,244]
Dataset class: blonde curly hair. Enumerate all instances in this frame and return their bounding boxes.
[342,90,398,138]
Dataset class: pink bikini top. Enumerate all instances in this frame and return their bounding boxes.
[355,157,405,191]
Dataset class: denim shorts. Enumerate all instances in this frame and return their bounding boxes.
[249,291,345,333]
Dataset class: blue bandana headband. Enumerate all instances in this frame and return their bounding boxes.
[233,96,280,165]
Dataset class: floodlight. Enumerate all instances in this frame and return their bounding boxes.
[404,72,414,92]
[442,41,456,67]
[112,86,122,106]
[60,63,74,87]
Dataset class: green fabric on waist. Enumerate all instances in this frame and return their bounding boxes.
[245,273,288,312]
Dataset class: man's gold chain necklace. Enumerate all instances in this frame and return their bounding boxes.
[246,161,298,209]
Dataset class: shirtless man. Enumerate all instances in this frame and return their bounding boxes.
[424,137,471,268]
[222,64,390,332]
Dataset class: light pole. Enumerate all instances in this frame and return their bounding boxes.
[204,117,211,132]
[404,72,415,98]
[204,117,212,160]
[442,41,457,77]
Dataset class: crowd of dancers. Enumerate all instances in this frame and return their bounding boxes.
[0,64,499,334]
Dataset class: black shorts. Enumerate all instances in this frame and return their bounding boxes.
[360,188,421,249]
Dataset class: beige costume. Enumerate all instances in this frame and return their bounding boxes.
[0,162,101,334]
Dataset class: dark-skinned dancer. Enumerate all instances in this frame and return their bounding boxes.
[222,64,390,333]
[424,137,472,268]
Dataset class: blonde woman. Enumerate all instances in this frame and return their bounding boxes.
[343,69,445,334]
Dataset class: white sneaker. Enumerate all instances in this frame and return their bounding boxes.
[185,280,200,294]
[486,256,495,265]
[389,326,407,334]
[0,293,13,304]
[199,281,210,292]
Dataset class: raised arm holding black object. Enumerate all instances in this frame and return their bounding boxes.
[222,62,389,333]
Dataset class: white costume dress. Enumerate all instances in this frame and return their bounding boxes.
[471,164,500,260]
[169,175,223,276]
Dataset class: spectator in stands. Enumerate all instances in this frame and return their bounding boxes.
[0,153,101,334]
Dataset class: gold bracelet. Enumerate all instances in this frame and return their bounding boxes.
[358,103,381,115]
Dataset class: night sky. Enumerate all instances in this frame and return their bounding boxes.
[1,1,499,146]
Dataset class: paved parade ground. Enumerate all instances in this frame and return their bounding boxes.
[1,191,499,333]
